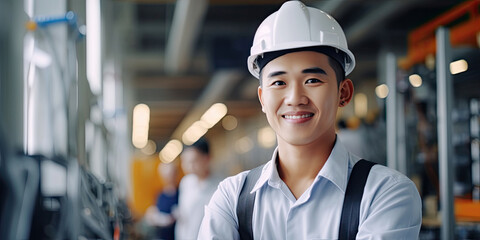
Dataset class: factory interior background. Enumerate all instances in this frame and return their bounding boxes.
[1,0,480,239]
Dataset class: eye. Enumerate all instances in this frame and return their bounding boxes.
[305,78,323,84]
[271,80,286,86]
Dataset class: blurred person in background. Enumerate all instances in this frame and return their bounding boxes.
[145,162,179,240]
[198,1,421,239]
[336,116,369,160]
[174,137,221,240]
[337,113,387,165]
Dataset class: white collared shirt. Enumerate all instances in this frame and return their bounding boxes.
[175,174,221,240]
[198,140,422,240]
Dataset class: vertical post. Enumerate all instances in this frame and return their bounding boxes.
[0,0,25,151]
[436,27,455,240]
[386,52,397,170]
[397,92,407,175]
[1,2,32,239]
[66,1,85,239]
[69,0,86,166]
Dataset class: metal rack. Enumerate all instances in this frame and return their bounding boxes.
[389,1,480,239]
[0,1,131,238]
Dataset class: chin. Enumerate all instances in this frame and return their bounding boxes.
[280,135,317,146]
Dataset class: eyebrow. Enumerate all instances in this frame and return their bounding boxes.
[268,67,327,78]
[267,71,286,78]
[266,67,327,78]
[302,67,327,75]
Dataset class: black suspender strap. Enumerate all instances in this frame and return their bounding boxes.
[339,159,376,240]
[236,160,376,240]
[237,164,264,240]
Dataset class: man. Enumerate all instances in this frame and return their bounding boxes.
[198,1,421,239]
[175,138,220,240]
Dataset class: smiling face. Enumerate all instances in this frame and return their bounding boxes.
[258,51,353,147]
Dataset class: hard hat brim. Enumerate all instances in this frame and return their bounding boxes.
[247,43,355,79]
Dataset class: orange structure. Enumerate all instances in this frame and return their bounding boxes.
[399,0,480,70]
[455,198,480,222]
[129,155,183,218]
[130,156,163,217]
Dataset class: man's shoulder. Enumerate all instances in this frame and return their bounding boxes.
[179,174,196,185]
[369,164,411,182]
[367,163,418,194]
[359,162,422,232]
[208,163,270,212]
[217,170,250,195]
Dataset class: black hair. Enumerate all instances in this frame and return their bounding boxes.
[257,47,346,86]
[328,56,346,86]
[187,137,210,155]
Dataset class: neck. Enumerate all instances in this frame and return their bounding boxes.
[163,184,177,194]
[196,170,210,181]
[276,134,336,199]
[276,134,336,183]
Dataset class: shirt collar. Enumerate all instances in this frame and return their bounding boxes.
[250,138,353,194]
[251,147,279,193]
[317,138,352,193]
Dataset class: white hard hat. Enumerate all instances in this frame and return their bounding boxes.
[247,1,356,79]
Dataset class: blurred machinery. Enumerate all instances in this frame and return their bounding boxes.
[1,1,132,239]
[395,1,480,239]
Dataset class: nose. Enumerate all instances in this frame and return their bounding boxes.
[284,84,308,106]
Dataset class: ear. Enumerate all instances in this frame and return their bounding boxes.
[258,86,266,113]
[338,79,354,107]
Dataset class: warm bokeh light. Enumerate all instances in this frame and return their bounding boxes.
[181,103,228,145]
[375,84,389,99]
[159,139,183,163]
[409,74,423,88]
[132,104,150,149]
[235,136,253,154]
[141,139,157,155]
[425,54,435,70]
[450,59,468,75]
[182,121,208,145]
[200,103,228,128]
[477,32,480,47]
[354,93,368,118]
[222,115,238,131]
[257,126,276,148]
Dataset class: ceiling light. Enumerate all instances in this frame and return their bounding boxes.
[182,121,208,145]
[408,74,423,87]
[450,59,468,75]
[159,139,183,163]
[132,104,150,149]
[200,103,228,128]
[375,84,389,99]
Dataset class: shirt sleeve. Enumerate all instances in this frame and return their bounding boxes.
[356,174,422,240]
[197,172,248,240]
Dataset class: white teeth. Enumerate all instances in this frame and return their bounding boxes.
[284,114,313,119]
